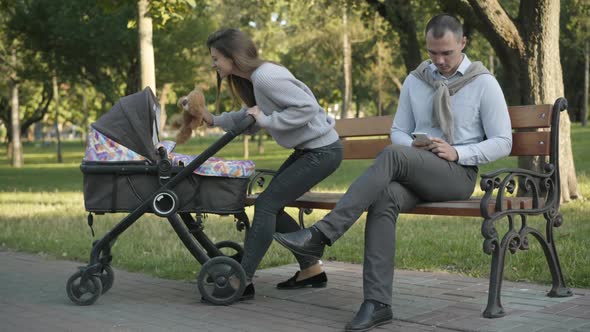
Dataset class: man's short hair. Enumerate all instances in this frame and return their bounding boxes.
[425,14,463,40]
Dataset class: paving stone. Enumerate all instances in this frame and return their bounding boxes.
[2,249,589,332]
[573,324,590,332]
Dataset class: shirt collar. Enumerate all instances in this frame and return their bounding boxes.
[428,54,471,79]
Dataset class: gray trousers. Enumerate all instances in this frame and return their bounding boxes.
[314,144,477,305]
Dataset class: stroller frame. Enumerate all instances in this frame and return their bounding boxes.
[67,115,256,306]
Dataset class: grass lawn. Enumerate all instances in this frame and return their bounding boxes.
[1,125,589,289]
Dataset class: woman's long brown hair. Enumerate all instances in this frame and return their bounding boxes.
[207,29,265,111]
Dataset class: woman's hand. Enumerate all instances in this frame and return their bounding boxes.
[202,108,214,126]
[427,137,458,162]
[246,105,261,118]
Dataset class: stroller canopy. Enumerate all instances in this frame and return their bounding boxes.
[92,87,161,161]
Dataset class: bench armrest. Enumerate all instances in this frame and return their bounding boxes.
[479,163,558,219]
[247,168,278,195]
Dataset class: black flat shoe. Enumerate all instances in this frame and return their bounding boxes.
[240,283,255,300]
[201,283,255,304]
[276,271,327,289]
[273,228,325,258]
[345,300,392,332]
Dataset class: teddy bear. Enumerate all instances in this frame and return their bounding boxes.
[175,88,207,144]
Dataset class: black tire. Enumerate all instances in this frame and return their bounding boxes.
[98,265,114,294]
[66,270,103,306]
[214,240,244,263]
[197,256,246,305]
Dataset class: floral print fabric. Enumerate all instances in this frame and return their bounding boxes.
[85,128,255,178]
[84,127,146,161]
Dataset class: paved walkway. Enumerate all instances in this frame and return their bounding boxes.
[1,249,589,332]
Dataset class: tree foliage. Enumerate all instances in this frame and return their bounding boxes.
[560,0,590,121]
[0,0,586,194]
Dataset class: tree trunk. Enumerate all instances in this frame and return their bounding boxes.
[468,0,579,203]
[159,83,172,134]
[243,135,249,159]
[366,0,421,74]
[341,2,352,119]
[583,40,589,127]
[558,114,579,201]
[443,0,523,104]
[82,87,89,146]
[257,131,264,154]
[518,0,579,202]
[81,69,89,147]
[377,41,384,116]
[10,49,23,167]
[52,74,63,163]
[355,99,361,118]
[138,0,156,93]
[10,81,22,167]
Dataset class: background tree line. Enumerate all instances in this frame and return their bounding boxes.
[0,0,588,202]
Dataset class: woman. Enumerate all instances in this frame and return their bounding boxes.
[202,28,343,300]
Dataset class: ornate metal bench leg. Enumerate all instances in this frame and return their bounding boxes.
[483,244,509,318]
[298,208,313,229]
[482,216,516,318]
[541,212,572,298]
[483,233,509,318]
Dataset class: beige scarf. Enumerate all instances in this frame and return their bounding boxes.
[410,60,490,144]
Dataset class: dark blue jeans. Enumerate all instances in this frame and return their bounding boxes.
[241,140,343,281]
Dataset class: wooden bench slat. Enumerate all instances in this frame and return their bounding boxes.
[342,139,391,159]
[508,104,552,129]
[335,115,392,137]
[245,192,538,218]
[334,105,554,137]
[510,131,551,156]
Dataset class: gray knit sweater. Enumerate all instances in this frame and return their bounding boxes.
[212,62,339,149]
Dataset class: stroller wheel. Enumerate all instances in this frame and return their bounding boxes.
[66,270,103,306]
[198,256,246,305]
[98,265,115,294]
[215,241,244,263]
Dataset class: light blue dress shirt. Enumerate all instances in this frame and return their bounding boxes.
[390,55,512,165]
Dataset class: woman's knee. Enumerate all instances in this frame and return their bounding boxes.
[253,192,283,214]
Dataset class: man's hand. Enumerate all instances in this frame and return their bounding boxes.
[427,137,458,162]
[246,105,261,118]
[411,136,431,149]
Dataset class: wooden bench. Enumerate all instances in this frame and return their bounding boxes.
[245,98,572,318]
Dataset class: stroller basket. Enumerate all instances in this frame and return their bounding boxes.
[67,87,257,307]
[82,161,250,215]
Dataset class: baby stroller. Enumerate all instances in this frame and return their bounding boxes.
[66,87,256,306]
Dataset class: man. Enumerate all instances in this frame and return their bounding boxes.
[273,14,512,332]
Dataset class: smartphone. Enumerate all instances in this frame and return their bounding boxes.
[411,132,432,145]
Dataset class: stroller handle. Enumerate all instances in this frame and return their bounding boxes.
[163,114,255,189]
[230,115,256,136]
